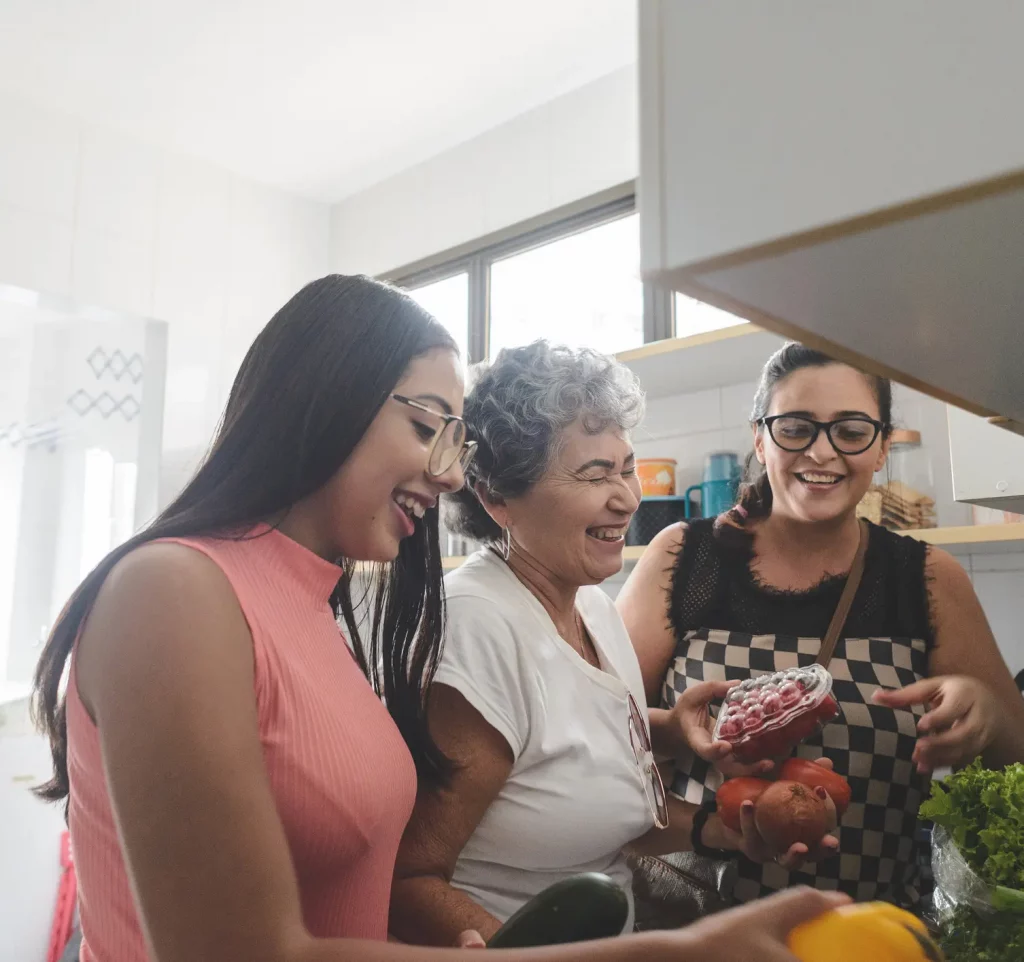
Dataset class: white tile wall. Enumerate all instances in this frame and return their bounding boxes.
[640,388,721,440]
[418,142,488,260]
[155,155,233,260]
[329,65,638,276]
[549,69,637,207]
[71,226,156,317]
[77,129,161,242]
[0,205,75,297]
[720,379,760,428]
[0,97,80,223]
[970,556,1024,676]
[480,106,553,235]
[330,164,429,282]
[289,199,330,290]
[0,91,332,510]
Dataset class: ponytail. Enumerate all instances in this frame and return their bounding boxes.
[713,449,773,550]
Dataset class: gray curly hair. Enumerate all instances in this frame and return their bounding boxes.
[446,341,646,543]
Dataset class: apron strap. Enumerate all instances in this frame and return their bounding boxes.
[816,520,869,669]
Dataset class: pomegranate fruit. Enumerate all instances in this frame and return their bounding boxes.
[754,780,830,851]
[780,757,852,818]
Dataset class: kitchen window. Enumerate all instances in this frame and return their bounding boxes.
[489,213,643,358]
[389,187,748,362]
[388,188,674,364]
[405,271,470,365]
[674,293,746,338]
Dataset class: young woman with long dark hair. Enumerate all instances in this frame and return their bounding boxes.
[32,283,847,962]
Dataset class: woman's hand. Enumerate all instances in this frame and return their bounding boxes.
[654,679,774,776]
[735,789,840,870]
[455,930,485,948]
[872,674,1000,773]
[668,886,851,962]
[704,757,840,870]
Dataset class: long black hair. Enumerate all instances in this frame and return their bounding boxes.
[714,342,893,548]
[33,274,456,805]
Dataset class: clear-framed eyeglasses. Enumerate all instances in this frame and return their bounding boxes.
[391,394,478,478]
[627,691,669,830]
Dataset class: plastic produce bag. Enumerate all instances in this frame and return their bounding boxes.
[931,825,1024,922]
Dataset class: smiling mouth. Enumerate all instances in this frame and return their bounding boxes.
[795,472,845,485]
[393,492,427,520]
[586,526,627,543]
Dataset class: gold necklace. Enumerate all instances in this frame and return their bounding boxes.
[571,611,599,667]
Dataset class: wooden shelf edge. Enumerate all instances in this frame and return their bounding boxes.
[895,522,1024,547]
[613,322,760,364]
[434,524,1024,571]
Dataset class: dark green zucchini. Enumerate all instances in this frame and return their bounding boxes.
[487,872,629,949]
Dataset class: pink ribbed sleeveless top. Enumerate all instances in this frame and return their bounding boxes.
[66,528,418,960]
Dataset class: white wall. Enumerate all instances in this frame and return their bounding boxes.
[329,66,637,276]
[0,90,331,510]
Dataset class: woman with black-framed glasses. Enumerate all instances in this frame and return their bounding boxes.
[619,342,1024,915]
[758,413,886,457]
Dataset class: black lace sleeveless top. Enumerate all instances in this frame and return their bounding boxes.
[662,519,934,905]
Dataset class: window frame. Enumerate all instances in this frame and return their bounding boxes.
[383,182,674,364]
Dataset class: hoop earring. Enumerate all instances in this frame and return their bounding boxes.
[500,526,511,561]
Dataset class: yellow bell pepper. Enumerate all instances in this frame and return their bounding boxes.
[788,902,944,962]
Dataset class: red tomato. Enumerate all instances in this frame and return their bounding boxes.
[716,777,772,833]
[779,757,852,818]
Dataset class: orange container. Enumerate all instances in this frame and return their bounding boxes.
[636,459,677,497]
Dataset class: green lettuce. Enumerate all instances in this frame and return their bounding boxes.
[919,759,1024,889]
[939,905,1024,962]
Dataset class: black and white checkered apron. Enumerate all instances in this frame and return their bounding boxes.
[661,519,934,905]
[664,628,929,903]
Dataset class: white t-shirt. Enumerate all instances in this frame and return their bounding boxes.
[435,549,655,927]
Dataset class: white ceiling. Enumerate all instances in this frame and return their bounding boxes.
[0,0,636,202]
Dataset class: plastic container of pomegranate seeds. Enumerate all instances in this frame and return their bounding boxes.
[712,664,840,762]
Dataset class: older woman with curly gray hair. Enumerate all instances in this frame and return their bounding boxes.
[388,342,837,949]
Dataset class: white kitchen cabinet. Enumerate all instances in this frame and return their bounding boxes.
[948,405,1024,514]
[639,0,1024,425]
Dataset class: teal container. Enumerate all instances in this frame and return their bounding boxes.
[685,452,741,519]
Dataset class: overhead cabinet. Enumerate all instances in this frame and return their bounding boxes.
[639,0,1024,428]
